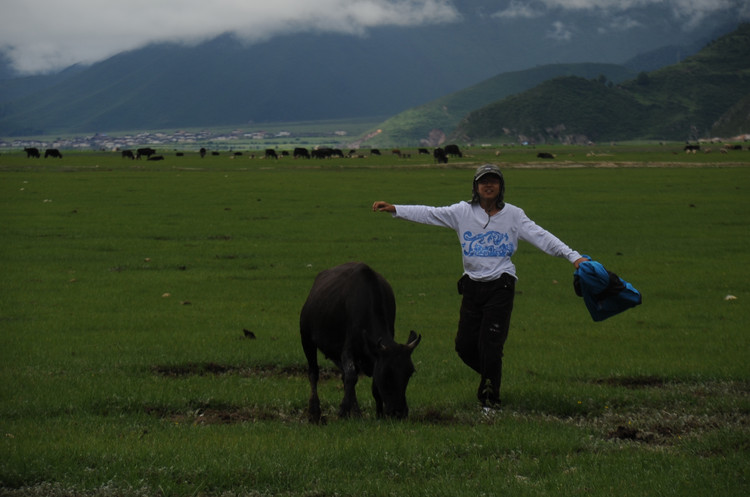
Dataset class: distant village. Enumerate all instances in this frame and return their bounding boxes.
[0,128,352,153]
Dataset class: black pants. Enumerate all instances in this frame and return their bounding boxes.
[455,273,515,405]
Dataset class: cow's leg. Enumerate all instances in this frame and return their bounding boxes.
[372,382,384,418]
[339,350,361,418]
[307,363,321,423]
[301,330,322,423]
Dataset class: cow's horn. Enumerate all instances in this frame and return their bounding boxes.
[406,330,421,349]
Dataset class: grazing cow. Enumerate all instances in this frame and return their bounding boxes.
[418,148,430,155]
[265,149,278,159]
[444,144,462,157]
[147,155,165,161]
[371,149,381,156]
[44,148,63,158]
[294,147,310,159]
[392,149,402,157]
[121,150,135,159]
[136,147,156,159]
[684,144,700,154]
[211,151,220,156]
[312,148,334,159]
[200,147,207,158]
[433,147,448,164]
[24,147,40,158]
[537,152,555,159]
[300,262,421,423]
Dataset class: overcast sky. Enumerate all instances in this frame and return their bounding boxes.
[2,0,747,74]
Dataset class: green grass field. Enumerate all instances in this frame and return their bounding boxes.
[1,146,749,496]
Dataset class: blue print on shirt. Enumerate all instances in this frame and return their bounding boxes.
[462,231,515,257]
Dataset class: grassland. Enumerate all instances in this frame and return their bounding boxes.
[1,145,749,496]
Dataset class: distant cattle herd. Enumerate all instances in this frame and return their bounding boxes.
[19,145,469,163]
[114,144,469,164]
[24,147,63,158]
[20,142,748,162]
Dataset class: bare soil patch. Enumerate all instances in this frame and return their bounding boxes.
[145,365,748,447]
[150,362,339,380]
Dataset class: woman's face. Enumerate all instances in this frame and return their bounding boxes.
[476,175,501,203]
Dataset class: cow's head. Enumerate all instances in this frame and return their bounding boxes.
[373,330,421,419]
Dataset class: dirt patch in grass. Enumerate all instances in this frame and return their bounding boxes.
[160,405,305,425]
[584,377,750,446]
[150,361,339,380]
[146,403,469,426]
[146,366,748,443]
[411,408,465,425]
[595,375,667,388]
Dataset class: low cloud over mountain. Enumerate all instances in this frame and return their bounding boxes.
[2,0,747,75]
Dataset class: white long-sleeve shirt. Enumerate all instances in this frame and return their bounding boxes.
[393,201,581,282]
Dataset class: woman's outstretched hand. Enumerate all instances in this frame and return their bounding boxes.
[372,201,396,213]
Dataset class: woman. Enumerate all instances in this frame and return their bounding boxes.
[372,164,586,408]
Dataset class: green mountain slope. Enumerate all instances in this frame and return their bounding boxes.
[711,92,750,137]
[452,23,750,143]
[0,30,496,136]
[364,63,635,147]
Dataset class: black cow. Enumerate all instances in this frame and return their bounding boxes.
[444,144,462,157]
[418,148,430,155]
[147,155,164,161]
[44,148,63,158]
[537,152,555,159]
[199,147,207,158]
[371,149,381,156]
[684,144,700,153]
[300,262,421,423]
[24,147,40,158]
[294,147,310,159]
[433,147,448,164]
[265,149,278,159]
[121,150,135,159]
[136,147,156,159]
[312,148,332,159]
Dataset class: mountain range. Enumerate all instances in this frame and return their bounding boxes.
[449,23,750,144]
[0,2,745,143]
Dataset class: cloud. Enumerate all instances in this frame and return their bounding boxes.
[597,15,644,35]
[2,0,747,74]
[491,1,544,19]
[491,0,747,41]
[0,0,460,74]
[547,20,574,41]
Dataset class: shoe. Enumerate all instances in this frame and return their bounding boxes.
[477,379,501,408]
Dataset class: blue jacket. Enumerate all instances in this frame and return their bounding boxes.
[574,256,642,322]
